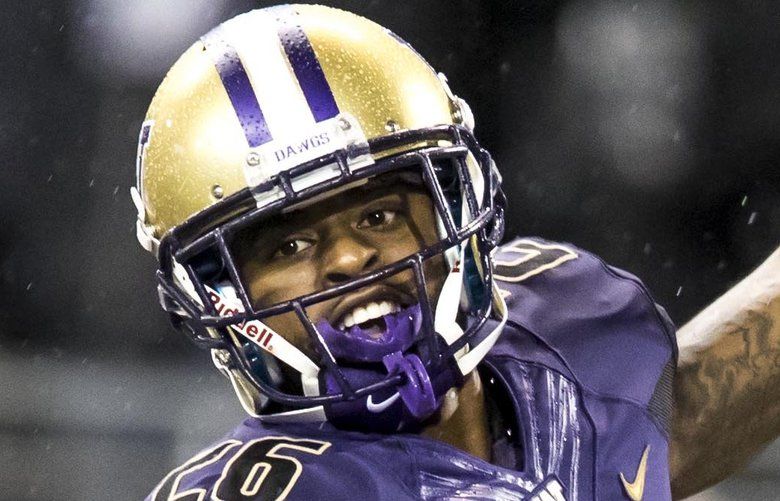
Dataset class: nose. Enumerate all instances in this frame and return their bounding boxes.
[321,234,379,286]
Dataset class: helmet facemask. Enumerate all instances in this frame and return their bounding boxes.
[154,125,506,431]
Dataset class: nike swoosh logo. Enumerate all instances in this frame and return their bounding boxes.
[366,392,400,413]
[620,445,650,501]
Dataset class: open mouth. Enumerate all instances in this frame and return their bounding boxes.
[336,300,403,338]
[317,302,422,363]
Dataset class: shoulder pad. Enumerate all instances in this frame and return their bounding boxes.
[492,237,677,407]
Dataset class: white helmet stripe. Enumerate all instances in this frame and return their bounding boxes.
[224,11,316,141]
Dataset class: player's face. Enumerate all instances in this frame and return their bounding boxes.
[233,176,447,359]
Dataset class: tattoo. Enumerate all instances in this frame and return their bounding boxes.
[672,308,780,498]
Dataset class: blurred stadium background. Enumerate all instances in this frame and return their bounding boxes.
[0,0,777,499]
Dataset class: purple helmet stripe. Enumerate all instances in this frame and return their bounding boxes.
[201,30,273,148]
[136,121,153,188]
[275,7,340,122]
[139,122,152,144]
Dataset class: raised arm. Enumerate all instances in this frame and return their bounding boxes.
[670,245,780,499]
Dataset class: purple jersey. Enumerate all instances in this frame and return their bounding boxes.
[147,238,676,500]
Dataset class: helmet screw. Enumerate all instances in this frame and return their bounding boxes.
[246,151,261,166]
[211,184,224,199]
[337,117,351,131]
[385,120,398,132]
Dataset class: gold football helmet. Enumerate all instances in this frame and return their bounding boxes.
[132,4,506,430]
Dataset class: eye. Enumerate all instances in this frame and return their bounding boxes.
[357,209,396,229]
[273,238,313,258]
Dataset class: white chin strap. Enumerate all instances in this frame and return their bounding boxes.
[206,284,320,391]
[208,285,328,422]
[171,261,328,420]
[434,243,508,376]
[434,245,468,346]
[456,282,507,374]
[432,148,505,376]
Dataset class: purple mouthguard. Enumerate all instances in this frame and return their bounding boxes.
[316,303,422,363]
[319,350,437,431]
[315,303,437,430]
[382,351,436,419]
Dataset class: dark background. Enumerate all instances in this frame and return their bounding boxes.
[0,1,777,499]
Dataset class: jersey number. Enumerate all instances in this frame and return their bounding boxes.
[493,239,577,283]
[153,437,331,501]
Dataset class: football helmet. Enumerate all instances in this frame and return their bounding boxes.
[132,4,507,432]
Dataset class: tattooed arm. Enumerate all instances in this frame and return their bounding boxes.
[670,245,780,499]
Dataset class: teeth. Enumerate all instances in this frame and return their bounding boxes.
[337,301,401,330]
[353,306,370,326]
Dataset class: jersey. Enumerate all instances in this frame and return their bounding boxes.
[146,237,677,501]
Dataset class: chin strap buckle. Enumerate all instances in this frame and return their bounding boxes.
[382,352,436,419]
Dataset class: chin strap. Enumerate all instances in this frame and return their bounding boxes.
[204,284,329,423]
[169,259,325,419]
[456,281,507,375]
[205,284,321,396]
[432,245,509,375]
[433,235,510,376]
[434,244,467,345]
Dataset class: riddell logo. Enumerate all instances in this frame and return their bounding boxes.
[273,132,331,162]
[207,290,273,347]
[208,290,241,318]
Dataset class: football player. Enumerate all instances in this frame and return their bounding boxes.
[132,5,778,500]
